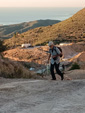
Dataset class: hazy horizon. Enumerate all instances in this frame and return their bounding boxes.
[0,7,82,25]
[0,0,85,7]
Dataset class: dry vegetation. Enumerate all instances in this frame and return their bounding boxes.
[4,8,85,48]
[0,55,40,79]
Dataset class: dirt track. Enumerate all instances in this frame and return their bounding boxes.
[0,79,85,113]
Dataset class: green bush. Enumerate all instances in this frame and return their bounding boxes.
[70,62,80,70]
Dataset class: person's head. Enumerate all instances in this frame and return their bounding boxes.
[48,41,54,49]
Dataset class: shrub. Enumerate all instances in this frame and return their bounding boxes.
[0,40,6,52]
[21,35,24,38]
[13,33,17,38]
[0,57,37,79]
[13,32,19,38]
[22,62,31,69]
[70,62,80,70]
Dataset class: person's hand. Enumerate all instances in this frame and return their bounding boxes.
[52,55,57,58]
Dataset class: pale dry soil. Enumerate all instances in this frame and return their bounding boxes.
[0,78,85,113]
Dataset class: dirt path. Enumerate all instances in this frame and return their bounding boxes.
[0,79,85,113]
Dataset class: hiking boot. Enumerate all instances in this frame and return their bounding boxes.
[61,74,64,80]
[51,78,56,80]
[61,77,64,80]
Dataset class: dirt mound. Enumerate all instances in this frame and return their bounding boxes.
[70,51,85,62]
[71,42,85,52]
[3,47,48,65]
[77,52,85,62]
[65,70,85,80]
[60,44,77,58]
[69,51,85,69]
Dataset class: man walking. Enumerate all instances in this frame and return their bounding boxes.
[48,41,64,80]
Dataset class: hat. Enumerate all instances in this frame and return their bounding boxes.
[48,41,54,46]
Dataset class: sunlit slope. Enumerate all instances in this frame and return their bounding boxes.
[5,8,85,47]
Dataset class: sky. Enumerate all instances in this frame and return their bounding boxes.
[0,0,85,7]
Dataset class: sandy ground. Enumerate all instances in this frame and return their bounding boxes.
[0,78,85,113]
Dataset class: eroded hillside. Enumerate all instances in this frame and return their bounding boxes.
[3,42,85,70]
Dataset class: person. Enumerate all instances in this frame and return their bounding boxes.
[48,41,64,80]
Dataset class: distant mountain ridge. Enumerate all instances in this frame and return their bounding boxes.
[5,8,85,48]
[0,19,61,39]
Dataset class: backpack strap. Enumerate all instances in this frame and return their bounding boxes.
[53,46,63,57]
[53,46,58,54]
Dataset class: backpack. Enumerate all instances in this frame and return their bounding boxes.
[54,46,63,57]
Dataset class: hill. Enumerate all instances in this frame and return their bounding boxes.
[0,19,60,39]
[4,8,85,48]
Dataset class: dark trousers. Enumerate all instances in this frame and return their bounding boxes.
[50,62,64,80]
